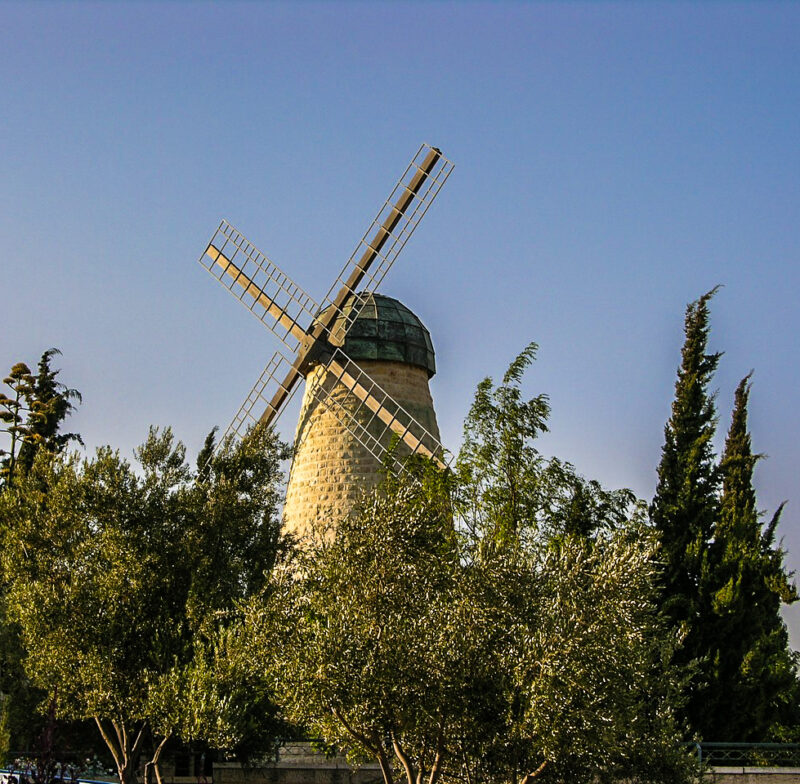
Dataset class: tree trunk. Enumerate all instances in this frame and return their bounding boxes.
[391,737,417,784]
[331,706,395,784]
[143,735,170,784]
[94,717,146,784]
[375,752,395,784]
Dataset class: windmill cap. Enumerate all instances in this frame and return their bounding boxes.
[318,293,436,378]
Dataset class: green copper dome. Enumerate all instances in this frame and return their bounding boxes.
[320,293,436,378]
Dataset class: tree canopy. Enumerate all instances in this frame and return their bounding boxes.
[0,423,289,784]
[3,284,798,784]
[0,350,84,760]
[241,346,693,784]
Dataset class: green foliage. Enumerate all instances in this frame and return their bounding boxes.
[486,531,691,784]
[649,289,723,735]
[650,289,721,629]
[457,347,690,783]
[241,348,693,784]
[0,350,83,756]
[0,362,37,486]
[147,620,286,762]
[0,423,289,783]
[0,350,82,487]
[246,469,472,784]
[456,342,640,546]
[0,598,45,755]
[0,692,10,764]
[16,349,83,475]
[650,291,799,741]
[701,376,800,740]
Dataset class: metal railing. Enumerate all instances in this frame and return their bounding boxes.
[691,743,800,768]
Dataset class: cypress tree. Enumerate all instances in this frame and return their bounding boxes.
[703,376,800,740]
[652,291,800,740]
[650,289,721,672]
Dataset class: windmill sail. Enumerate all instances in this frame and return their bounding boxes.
[222,349,302,442]
[317,144,454,344]
[199,143,453,505]
[304,348,448,471]
[200,220,319,353]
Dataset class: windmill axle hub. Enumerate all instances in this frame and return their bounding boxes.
[298,335,333,376]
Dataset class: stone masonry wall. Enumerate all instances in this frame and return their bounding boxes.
[706,770,800,783]
[213,757,800,784]
[282,360,441,539]
[213,742,382,784]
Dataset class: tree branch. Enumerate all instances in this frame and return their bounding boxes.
[130,721,147,762]
[144,734,170,784]
[330,708,394,784]
[331,706,378,755]
[391,735,416,784]
[152,734,170,784]
[94,717,122,771]
[417,736,428,784]
[113,719,126,760]
[519,760,548,784]
[426,721,446,784]
[375,751,395,784]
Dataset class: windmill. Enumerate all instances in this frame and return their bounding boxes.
[199,144,454,534]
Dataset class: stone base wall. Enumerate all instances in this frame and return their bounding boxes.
[283,360,441,539]
[215,759,800,784]
[706,769,800,783]
[214,743,381,784]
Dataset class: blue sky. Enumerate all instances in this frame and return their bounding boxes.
[2,0,799,636]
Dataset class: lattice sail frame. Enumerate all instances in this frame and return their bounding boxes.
[225,350,302,439]
[200,221,318,353]
[320,144,454,344]
[301,348,449,473]
[221,341,451,472]
[199,145,453,351]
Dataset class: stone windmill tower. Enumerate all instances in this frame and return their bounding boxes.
[197,145,453,536]
[283,292,440,535]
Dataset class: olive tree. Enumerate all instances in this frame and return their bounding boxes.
[241,347,694,784]
[0,423,288,784]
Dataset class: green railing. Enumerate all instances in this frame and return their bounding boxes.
[692,743,800,767]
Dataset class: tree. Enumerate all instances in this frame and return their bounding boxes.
[0,350,84,758]
[702,376,800,740]
[0,349,82,487]
[649,289,722,732]
[0,362,37,487]
[0,423,289,784]
[487,528,690,784]
[650,289,721,623]
[651,291,800,741]
[242,348,693,784]
[16,348,83,475]
[456,342,640,546]
[455,345,690,783]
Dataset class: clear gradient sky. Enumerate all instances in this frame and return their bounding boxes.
[2,1,799,636]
